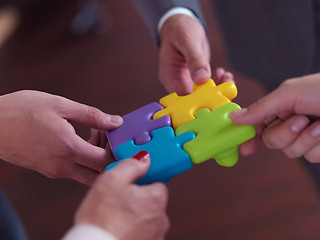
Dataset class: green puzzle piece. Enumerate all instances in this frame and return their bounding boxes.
[175,102,256,167]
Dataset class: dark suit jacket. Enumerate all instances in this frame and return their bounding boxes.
[213,0,318,91]
[132,0,319,91]
[131,0,206,44]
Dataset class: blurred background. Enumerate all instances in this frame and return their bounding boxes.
[0,0,320,239]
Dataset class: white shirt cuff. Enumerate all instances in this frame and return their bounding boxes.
[61,224,118,240]
[157,7,199,36]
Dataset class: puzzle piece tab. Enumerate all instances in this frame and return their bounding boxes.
[175,103,256,167]
[106,102,171,152]
[106,126,195,184]
[153,79,237,129]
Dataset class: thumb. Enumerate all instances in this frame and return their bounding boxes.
[173,16,211,84]
[180,38,211,85]
[59,97,123,130]
[105,151,151,185]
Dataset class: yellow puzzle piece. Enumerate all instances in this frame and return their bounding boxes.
[153,79,237,129]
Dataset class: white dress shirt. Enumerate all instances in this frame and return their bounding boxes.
[62,224,118,240]
[157,7,199,35]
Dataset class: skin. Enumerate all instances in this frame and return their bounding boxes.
[159,14,234,95]
[230,73,320,163]
[0,90,123,185]
[75,156,170,240]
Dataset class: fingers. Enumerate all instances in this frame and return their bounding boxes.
[177,31,211,85]
[305,144,320,163]
[67,164,100,185]
[159,43,194,95]
[44,160,100,185]
[59,97,123,130]
[214,68,235,84]
[239,137,260,156]
[160,14,211,86]
[229,89,288,126]
[88,129,108,148]
[281,121,320,161]
[261,115,310,149]
[260,115,320,163]
[71,135,114,172]
[142,182,169,210]
[230,74,320,126]
[88,128,100,146]
[104,152,151,185]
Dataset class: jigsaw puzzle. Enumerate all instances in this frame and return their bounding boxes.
[106,102,171,150]
[153,79,237,129]
[106,127,195,185]
[105,79,256,184]
[176,103,256,167]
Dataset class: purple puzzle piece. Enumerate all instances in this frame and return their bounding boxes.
[106,102,171,155]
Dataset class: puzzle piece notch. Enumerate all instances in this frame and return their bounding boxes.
[106,102,171,154]
[107,126,195,185]
[153,79,238,129]
[176,103,256,167]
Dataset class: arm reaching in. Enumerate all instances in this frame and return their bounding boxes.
[0,90,122,185]
[159,15,234,94]
[230,74,320,163]
[68,152,169,240]
[159,14,211,95]
[131,1,233,94]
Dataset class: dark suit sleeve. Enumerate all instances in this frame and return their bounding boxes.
[130,0,206,44]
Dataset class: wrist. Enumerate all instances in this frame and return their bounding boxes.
[160,14,203,45]
[158,7,198,35]
[158,8,200,43]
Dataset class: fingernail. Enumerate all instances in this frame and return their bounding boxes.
[229,108,247,120]
[110,115,123,125]
[310,123,320,138]
[192,68,208,83]
[132,151,150,163]
[290,117,309,133]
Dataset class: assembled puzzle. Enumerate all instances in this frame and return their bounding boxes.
[106,79,256,184]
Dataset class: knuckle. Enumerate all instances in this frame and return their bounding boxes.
[262,126,293,150]
[86,106,102,124]
[188,54,202,63]
[103,170,119,184]
[54,142,74,158]
[279,78,300,97]
[279,78,295,90]
[53,95,68,113]
[262,132,283,149]
[149,183,169,208]
[90,173,116,193]
[45,165,65,179]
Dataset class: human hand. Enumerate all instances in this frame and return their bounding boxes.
[230,74,320,162]
[159,14,234,95]
[88,128,109,149]
[0,90,122,184]
[213,67,235,85]
[159,14,211,95]
[74,151,170,240]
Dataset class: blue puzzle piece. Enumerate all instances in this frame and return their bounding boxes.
[106,126,195,184]
[106,102,171,153]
